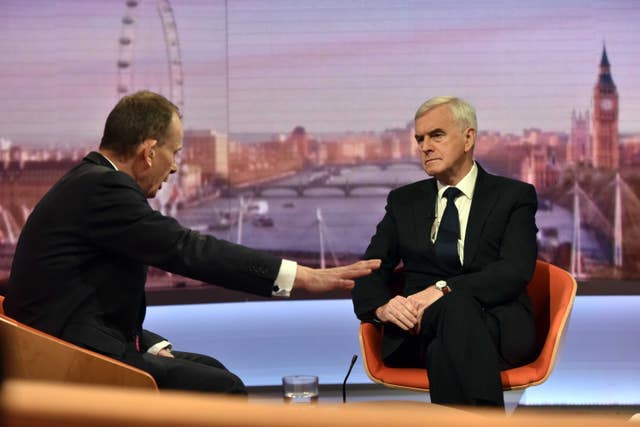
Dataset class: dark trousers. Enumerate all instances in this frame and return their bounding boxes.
[384,292,536,407]
[121,350,247,395]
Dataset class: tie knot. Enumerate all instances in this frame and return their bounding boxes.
[443,187,462,202]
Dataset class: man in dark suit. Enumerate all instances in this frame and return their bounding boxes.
[4,91,379,394]
[352,96,538,407]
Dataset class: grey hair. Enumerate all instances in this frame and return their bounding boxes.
[414,96,477,131]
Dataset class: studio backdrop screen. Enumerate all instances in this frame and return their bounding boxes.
[1,0,639,304]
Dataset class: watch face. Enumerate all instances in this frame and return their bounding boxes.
[601,98,614,111]
[435,280,450,294]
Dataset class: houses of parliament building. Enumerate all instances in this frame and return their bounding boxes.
[569,45,620,170]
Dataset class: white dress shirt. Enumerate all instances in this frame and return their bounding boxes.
[431,162,479,266]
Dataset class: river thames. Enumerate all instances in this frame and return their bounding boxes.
[174,163,604,268]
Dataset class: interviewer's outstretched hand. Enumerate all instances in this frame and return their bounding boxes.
[294,259,381,293]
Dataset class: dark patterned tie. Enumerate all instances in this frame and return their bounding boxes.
[434,187,463,273]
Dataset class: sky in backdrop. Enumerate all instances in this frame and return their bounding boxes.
[1,0,639,145]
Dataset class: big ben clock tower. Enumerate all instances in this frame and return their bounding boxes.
[591,44,619,170]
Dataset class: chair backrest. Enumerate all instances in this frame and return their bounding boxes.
[528,262,555,353]
[0,294,158,390]
[506,260,577,388]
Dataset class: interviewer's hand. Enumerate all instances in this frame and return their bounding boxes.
[375,295,419,331]
[157,348,175,358]
[293,259,381,293]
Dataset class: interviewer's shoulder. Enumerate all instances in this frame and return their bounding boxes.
[75,161,143,195]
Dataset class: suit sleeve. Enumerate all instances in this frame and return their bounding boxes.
[84,171,281,297]
[352,192,401,321]
[448,183,538,307]
[140,329,167,351]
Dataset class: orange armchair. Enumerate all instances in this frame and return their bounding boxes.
[0,294,158,390]
[358,260,577,391]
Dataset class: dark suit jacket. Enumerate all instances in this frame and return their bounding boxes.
[5,152,281,357]
[352,164,538,359]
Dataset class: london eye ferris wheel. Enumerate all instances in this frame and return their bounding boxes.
[116,0,185,212]
[117,0,184,113]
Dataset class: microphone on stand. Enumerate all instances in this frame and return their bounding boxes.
[342,354,358,403]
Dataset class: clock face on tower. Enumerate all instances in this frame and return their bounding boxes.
[601,98,614,111]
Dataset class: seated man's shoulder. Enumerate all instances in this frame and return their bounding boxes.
[488,172,536,193]
[488,176,538,210]
[391,178,434,198]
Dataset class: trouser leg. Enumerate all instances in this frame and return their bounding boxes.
[419,292,503,407]
[123,349,247,395]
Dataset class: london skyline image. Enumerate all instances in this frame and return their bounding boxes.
[1,1,640,298]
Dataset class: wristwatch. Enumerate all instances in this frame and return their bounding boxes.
[435,280,452,295]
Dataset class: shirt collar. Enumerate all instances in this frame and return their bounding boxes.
[97,152,119,171]
[436,161,478,200]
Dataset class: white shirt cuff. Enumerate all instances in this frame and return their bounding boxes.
[146,340,172,355]
[272,259,297,297]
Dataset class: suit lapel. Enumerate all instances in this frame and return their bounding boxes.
[412,179,438,250]
[463,165,499,267]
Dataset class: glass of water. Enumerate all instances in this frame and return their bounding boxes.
[282,375,319,404]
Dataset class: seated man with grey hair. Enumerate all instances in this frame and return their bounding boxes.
[353,96,538,407]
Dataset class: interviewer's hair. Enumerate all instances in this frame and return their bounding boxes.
[414,96,477,131]
[100,91,180,157]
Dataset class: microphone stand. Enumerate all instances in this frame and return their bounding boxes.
[342,354,358,403]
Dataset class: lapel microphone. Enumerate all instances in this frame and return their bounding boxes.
[342,354,358,403]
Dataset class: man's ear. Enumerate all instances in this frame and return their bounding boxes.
[140,139,159,167]
[464,128,476,152]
